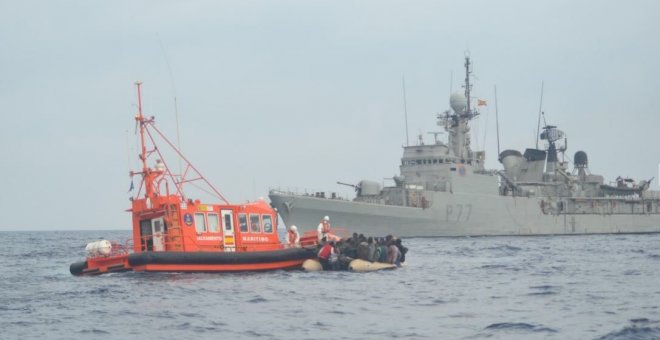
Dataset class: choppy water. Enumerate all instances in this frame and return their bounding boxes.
[1,230,660,339]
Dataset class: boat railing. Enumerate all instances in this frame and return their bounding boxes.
[87,240,130,259]
[269,187,352,201]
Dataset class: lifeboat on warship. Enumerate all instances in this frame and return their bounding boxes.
[70,82,316,276]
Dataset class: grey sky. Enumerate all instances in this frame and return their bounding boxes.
[1,1,659,230]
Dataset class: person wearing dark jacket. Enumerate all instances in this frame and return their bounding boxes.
[356,239,369,261]
[395,238,408,263]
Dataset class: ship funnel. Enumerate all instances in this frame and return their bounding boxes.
[499,150,523,180]
[450,93,468,114]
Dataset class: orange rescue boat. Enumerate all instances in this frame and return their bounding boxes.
[70,82,317,275]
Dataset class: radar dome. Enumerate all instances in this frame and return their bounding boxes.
[574,151,588,167]
[450,93,468,113]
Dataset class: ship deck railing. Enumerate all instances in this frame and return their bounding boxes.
[269,187,353,201]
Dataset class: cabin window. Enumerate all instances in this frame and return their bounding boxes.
[262,215,273,233]
[250,214,261,233]
[194,213,207,233]
[238,213,248,232]
[207,213,220,232]
[224,213,233,231]
[154,220,162,232]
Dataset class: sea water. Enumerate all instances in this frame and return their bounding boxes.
[1,230,659,339]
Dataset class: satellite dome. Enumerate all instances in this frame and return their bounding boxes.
[450,93,468,113]
[574,151,588,167]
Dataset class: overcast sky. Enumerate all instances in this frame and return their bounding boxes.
[1,1,659,230]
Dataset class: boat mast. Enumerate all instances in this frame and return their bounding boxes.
[134,81,158,201]
[135,81,148,175]
[131,81,230,205]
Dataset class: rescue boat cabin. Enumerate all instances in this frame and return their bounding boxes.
[132,196,282,254]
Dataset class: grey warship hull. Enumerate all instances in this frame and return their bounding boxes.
[270,56,660,237]
[269,189,660,237]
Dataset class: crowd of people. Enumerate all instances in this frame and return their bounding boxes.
[284,215,409,271]
[317,232,408,271]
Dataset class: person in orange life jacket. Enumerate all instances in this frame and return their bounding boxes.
[317,216,331,242]
[317,239,335,270]
[286,225,300,248]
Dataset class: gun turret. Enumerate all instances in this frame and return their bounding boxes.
[337,181,363,196]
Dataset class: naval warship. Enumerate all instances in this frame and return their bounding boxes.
[269,56,660,237]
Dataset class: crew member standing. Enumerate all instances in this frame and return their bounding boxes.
[286,225,300,248]
[317,216,331,242]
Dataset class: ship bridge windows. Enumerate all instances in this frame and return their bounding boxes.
[250,214,261,233]
[193,212,223,233]
[263,215,273,233]
[238,213,248,232]
[403,158,449,166]
[208,213,220,232]
[194,213,207,233]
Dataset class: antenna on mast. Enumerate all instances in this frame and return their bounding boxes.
[449,71,453,97]
[402,76,410,146]
[535,81,544,149]
[158,34,183,175]
[494,85,501,156]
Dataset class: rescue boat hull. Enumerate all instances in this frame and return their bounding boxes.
[70,248,316,276]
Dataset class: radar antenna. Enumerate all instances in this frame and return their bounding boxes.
[539,113,567,173]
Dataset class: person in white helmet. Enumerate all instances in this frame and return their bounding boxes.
[317,216,330,242]
[286,225,300,248]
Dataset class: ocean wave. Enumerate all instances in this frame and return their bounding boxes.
[484,245,523,253]
[596,318,660,340]
[484,322,557,333]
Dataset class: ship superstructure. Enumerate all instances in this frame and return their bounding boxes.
[269,56,660,237]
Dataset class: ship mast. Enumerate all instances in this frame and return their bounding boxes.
[438,54,479,161]
[464,55,471,116]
